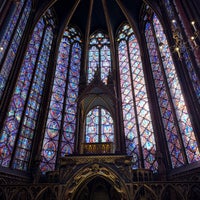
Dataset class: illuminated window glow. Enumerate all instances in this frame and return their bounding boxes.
[118,24,157,171]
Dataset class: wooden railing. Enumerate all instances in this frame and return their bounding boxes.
[81,142,113,154]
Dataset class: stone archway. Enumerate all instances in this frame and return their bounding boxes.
[73,176,121,200]
[134,185,157,200]
[62,163,130,200]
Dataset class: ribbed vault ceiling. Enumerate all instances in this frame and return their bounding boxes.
[49,0,146,36]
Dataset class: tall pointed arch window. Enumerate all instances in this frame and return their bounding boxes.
[164,0,200,102]
[88,32,111,84]
[0,9,55,170]
[145,12,200,168]
[85,106,114,143]
[40,26,82,172]
[0,0,32,99]
[117,24,157,171]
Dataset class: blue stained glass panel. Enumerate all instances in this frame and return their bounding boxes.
[0,17,45,168]
[40,26,82,172]
[85,107,114,144]
[145,21,184,168]
[153,14,200,164]
[13,26,54,170]
[61,42,81,156]
[0,0,31,99]
[118,24,157,171]
[88,32,111,84]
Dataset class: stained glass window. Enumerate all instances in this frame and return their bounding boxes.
[117,24,157,171]
[164,0,200,102]
[88,32,111,84]
[0,9,55,170]
[40,26,82,172]
[0,0,32,99]
[85,106,114,143]
[145,13,200,168]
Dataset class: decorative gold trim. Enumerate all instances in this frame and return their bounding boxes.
[60,154,132,165]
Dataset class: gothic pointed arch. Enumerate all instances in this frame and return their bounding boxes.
[63,163,130,200]
[77,72,117,154]
[0,1,200,199]
[73,176,122,200]
[134,185,156,200]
